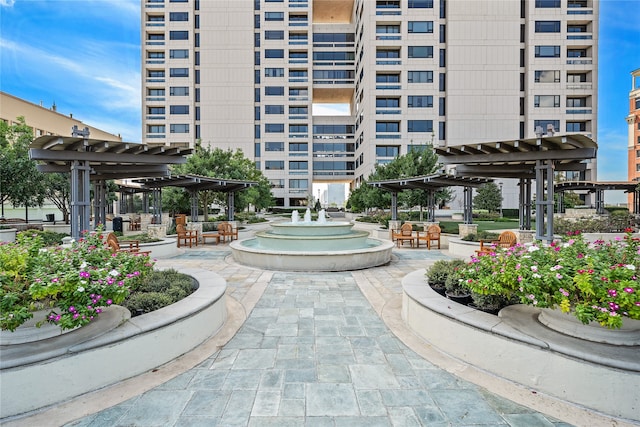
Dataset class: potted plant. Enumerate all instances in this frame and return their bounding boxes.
[463,230,640,330]
[444,260,472,304]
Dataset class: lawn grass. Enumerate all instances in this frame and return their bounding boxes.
[439,220,535,234]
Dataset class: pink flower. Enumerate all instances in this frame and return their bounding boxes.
[555,273,563,280]
[608,289,617,297]
[559,288,569,297]
[577,253,584,259]
[68,306,75,312]
[624,287,634,293]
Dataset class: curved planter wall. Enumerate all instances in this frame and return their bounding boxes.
[0,228,17,243]
[402,269,640,422]
[0,268,226,419]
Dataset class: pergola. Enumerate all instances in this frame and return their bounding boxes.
[435,134,597,242]
[133,174,257,223]
[29,130,192,240]
[555,181,640,214]
[368,174,492,224]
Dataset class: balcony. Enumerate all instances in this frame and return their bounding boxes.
[566,59,592,65]
[376,109,401,115]
[566,83,592,89]
[376,60,401,66]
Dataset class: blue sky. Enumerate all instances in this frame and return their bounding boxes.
[0,0,639,200]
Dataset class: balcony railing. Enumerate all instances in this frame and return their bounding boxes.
[567,59,592,64]
[566,83,592,89]
[566,109,592,114]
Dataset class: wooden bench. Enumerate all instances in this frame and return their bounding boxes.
[476,230,517,256]
[106,232,150,256]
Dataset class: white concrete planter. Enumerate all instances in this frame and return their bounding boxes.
[42,224,71,234]
[137,237,180,258]
[0,268,227,419]
[0,228,17,243]
[402,269,640,422]
[447,237,480,259]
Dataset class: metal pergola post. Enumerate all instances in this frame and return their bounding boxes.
[535,160,554,243]
[557,190,564,214]
[427,189,435,222]
[152,188,162,224]
[93,180,107,228]
[227,191,235,221]
[190,190,199,222]
[390,192,398,221]
[463,186,473,224]
[70,159,91,240]
[595,189,605,214]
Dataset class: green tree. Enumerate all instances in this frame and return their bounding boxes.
[170,143,273,218]
[0,117,45,220]
[42,173,71,223]
[473,182,503,213]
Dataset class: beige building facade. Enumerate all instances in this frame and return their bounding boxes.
[0,91,122,142]
[142,0,598,208]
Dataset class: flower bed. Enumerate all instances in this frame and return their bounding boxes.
[463,230,640,329]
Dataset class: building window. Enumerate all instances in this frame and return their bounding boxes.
[535,0,560,7]
[408,0,433,7]
[376,97,400,107]
[170,124,189,133]
[376,24,400,34]
[534,95,560,107]
[148,107,165,115]
[265,12,284,21]
[376,146,399,157]
[636,98,640,109]
[407,95,433,108]
[567,48,587,58]
[289,179,308,189]
[534,120,560,133]
[170,105,189,114]
[265,123,285,133]
[408,120,433,132]
[265,161,285,170]
[147,33,164,40]
[376,49,400,59]
[408,71,433,83]
[289,161,308,170]
[265,67,285,77]
[147,51,164,59]
[169,12,188,21]
[265,30,284,40]
[535,46,560,58]
[169,31,189,40]
[147,15,164,22]
[408,46,433,58]
[535,21,560,33]
[566,97,587,107]
[289,106,308,115]
[265,86,285,96]
[408,21,433,33]
[376,122,400,132]
[534,70,560,83]
[170,68,189,77]
[289,124,308,133]
[169,49,189,58]
[635,149,640,158]
[148,88,165,96]
[376,73,400,83]
[270,179,284,189]
[265,49,284,58]
[147,125,165,133]
[265,105,284,114]
[290,142,308,151]
[567,73,587,83]
[265,142,285,151]
[566,122,586,132]
[147,70,165,78]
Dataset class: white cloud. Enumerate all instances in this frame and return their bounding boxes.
[0,0,16,7]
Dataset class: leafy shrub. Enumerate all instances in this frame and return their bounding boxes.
[554,214,637,234]
[17,229,68,247]
[122,268,196,317]
[444,261,471,296]
[461,231,499,242]
[426,259,466,288]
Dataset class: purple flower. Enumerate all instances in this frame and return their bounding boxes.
[559,288,569,297]
[624,287,634,293]
[608,289,617,297]
[68,306,75,312]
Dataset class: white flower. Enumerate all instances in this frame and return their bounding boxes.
[531,266,538,272]
[109,269,120,277]
[77,286,85,292]
[533,273,541,279]
[80,262,87,269]
[625,264,636,271]
[528,246,540,252]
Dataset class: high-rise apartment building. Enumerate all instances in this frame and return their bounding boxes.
[142,0,598,208]
[627,68,640,210]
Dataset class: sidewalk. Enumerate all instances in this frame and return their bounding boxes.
[8,226,624,426]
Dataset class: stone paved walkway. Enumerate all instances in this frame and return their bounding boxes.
[64,243,573,426]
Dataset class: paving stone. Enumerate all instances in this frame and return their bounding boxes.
[355,390,387,417]
[182,390,230,417]
[350,365,401,389]
[251,390,281,416]
[317,364,351,383]
[112,390,191,426]
[388,407,421,426]
[232,349,277,370]
[306,383,360,416]
[431,389,508,425]
[279,398,306,416]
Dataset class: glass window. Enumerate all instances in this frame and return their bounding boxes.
[376,25,400,34]
[147,15,164,22]
[376,122,400,132]
[567,73,587,82]
[289,161,308,170]
[376,73,400,83]
[408,21,433,33]
[265,30,284,39]
[265,161,284,170]
[170,105,189,114]
[566,97,587,107]
[408,95,433,108]
[567,48,587,58]
[147,51,164,59]
[535,21,560,32]
[289,106,308,114]
[265,12,284,21]
[147,70,165,77]
[534,95,560,107]
[289,179,308,189]
[635,98,640,109]
[265,67,285,77]
[265,105,284,114]
[408,46,433,58]
[265,86,284,96]
[265,142,284,151]
[169,49,189,58]
[566,122,586,132]
[535,0,560,6]
[265,49,284,58]
[534,120,560,133]
[147,33,164,40]
[148,88,165,96]
[376,98,400,107]
[265,124,284,133]
[169,12,188,21]
[289,124,308,133]
[535,46,560,58]
[169,68,189,77]
[408,71,433,83]
[170,124,189,133]
[376,146,399,157]
[148,107,165,115]
[408,0,433,8]
[169,87,188,96]
[169,31,189,40]
[408,120,433,132]
[148,125,165,133]
[376,49,400,58]
[289,142,308,151]
[534,70,560,83]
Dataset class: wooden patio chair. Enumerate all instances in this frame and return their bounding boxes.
[391,222,416,247]
[417,224,441,249]
[106,232,150,255]
[176,223,198,248]
[476,230,517,256]
[217,222,238,243]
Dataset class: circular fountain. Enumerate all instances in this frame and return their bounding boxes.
[230,209,394,271]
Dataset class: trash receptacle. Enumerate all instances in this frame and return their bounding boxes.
[45,214,55,222]
[113,217,123,232]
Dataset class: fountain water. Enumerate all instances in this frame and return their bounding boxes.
[230,209,393,271]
